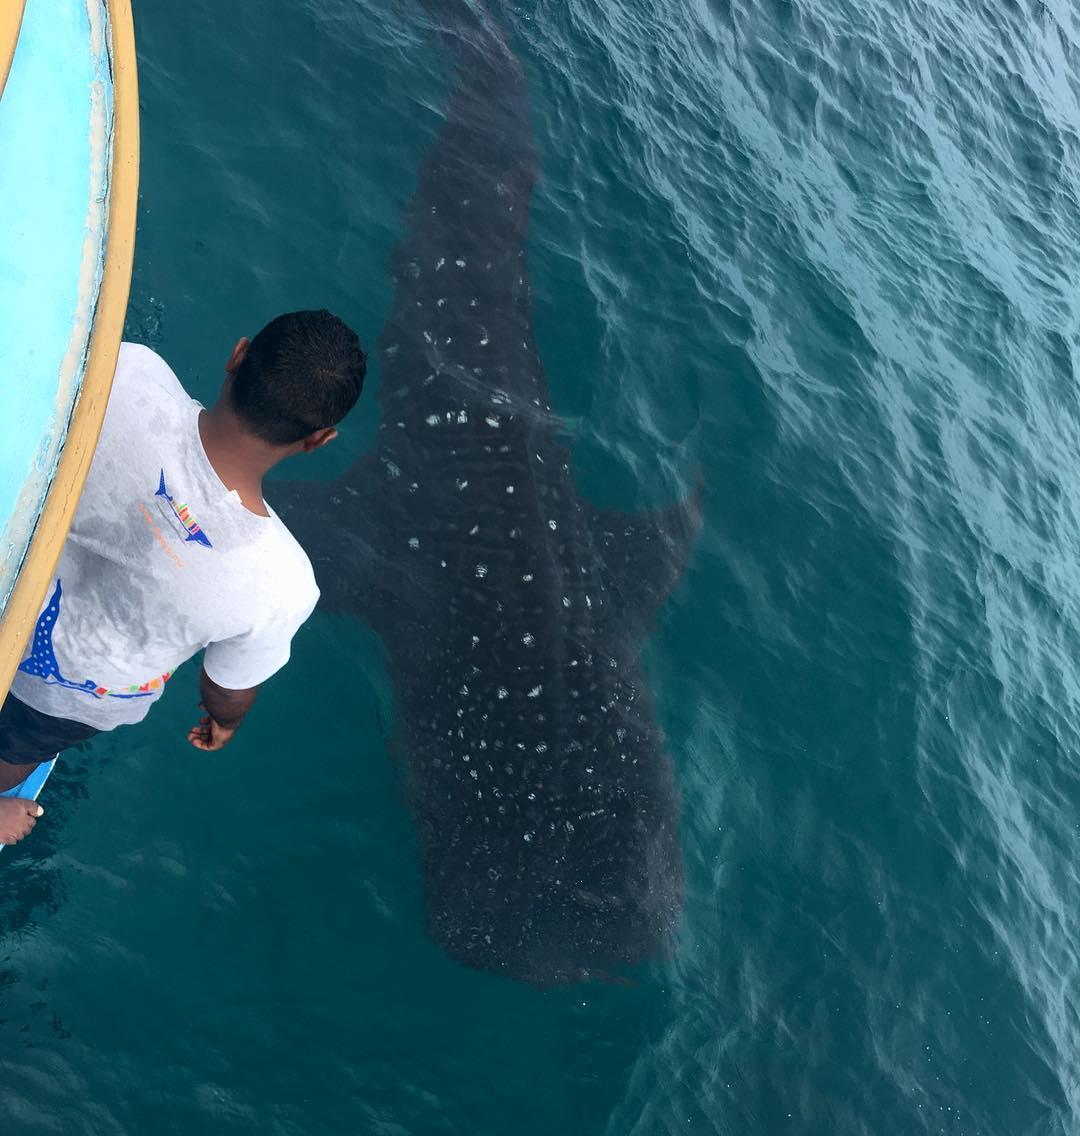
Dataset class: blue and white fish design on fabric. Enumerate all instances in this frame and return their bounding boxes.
[155,470,213,548]
[17,579,169,699]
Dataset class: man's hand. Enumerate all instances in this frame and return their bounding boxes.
[188,668,259,752]
[187,708,238,752]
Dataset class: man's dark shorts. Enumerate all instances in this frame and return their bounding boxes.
[0,694,99,765]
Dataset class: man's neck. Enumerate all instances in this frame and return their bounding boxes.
[197,405,276,517]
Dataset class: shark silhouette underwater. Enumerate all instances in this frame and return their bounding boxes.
[276,4,701,985]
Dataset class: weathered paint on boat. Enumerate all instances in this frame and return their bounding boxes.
[0,0,139,704]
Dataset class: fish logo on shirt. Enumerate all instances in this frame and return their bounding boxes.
[155,470,213,548]
[18,579,170,698]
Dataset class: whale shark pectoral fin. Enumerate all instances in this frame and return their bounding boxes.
[587,476,704,626]
[268,459,395,621]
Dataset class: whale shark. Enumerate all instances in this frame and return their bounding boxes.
[275,4,701,984]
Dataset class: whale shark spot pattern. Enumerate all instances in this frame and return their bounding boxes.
[270,1,702,985]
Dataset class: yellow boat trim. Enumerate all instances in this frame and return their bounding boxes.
[0,0,26,102]
[0,0,140,703]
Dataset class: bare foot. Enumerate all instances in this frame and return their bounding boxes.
[0,798,43,844]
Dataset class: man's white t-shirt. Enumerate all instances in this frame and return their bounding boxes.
[10,343,319,730]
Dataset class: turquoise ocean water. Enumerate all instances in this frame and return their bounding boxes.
[4,0,1080,1131]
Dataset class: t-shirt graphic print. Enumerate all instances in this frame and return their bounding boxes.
[17,578,172,700]
[155,470,213,548]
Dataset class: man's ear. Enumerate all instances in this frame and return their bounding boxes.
[225,336,250,374]
[302,427,338,453]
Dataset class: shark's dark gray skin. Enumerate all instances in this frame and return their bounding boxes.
[275,6,701,984]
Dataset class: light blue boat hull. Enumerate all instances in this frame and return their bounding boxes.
[0,0,115,615]
[0,756,57,851]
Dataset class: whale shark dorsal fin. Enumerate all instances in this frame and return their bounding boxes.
[586,477,703,629]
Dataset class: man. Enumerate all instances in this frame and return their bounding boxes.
[0,309,365,844]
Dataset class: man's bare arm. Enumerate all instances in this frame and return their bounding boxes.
[188,667,259,751]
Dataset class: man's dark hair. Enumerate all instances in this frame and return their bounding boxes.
[230,309,366,445]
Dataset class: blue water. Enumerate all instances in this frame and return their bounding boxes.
[3,0,1080,1131]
